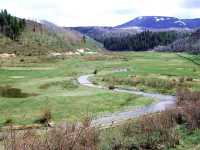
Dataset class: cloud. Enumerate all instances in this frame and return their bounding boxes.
[113,9,136,15]
[0,0,200,26]
[182,0,200,8]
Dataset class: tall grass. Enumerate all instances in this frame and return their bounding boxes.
[39,80,78,90]
[106,111,179,150]
[102,75,189,93]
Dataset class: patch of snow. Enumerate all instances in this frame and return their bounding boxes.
[77,49,85,53]
[85,52,97,54]
[75,52,80,55]
[155,17,165,22]
[174,21,186,26]
[65,52,75,56]
[50,53,62,57]
[120,26,142,32]
[137,16,143,20]
[35,19,42,24]
[0,53,16,58]
[160,18,165,21]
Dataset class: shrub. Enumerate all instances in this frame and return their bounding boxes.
[183,102,200,130]
[109,111,179,150]
[175,88,200,131]
[178,77,185,84]
[4,118,14,126]
[185,77,193,82]
[20,58,25,63]
[176,88,200,106]
[93,69,98,74]
[136,112,178,149]
[0,86,30,98]
[3,119,100,150]
[108,85,115,90]
[35,108,52,126]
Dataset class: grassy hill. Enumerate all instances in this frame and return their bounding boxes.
[0,20,101,56]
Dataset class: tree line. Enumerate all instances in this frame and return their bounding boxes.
[0,9,26,41]
[154,29,200,54]
[103,30,188,51]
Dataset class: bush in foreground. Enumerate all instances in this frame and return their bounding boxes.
[175,88,200,131]
[3,118,100,150]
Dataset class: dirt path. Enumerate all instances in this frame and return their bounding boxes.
[78,74,176,127]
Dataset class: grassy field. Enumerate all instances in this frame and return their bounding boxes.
[93,52,200,94]
[0,52,200,126]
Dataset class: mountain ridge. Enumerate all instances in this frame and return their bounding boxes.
[116,16,200,29]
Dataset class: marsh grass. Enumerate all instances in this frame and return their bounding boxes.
[39,80,78,90]
[101,75,190,94]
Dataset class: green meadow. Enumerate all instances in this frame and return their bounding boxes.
[0,52,200,126]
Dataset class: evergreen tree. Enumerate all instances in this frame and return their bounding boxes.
[0,9,26,40]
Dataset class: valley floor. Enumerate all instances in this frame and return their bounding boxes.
[0,52,200,126]
[0,51,200,149]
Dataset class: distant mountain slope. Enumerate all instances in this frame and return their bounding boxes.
[117,16,200,29]
[182,19,200,28]
[69,26,141,43]
[70,16,196,44]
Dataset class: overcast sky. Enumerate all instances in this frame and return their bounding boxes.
[1,0,200,27]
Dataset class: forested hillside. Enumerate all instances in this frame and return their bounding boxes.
[103,30,189,51]
[154,29,200,54]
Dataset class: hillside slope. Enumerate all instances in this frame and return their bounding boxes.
[0,20,100,56]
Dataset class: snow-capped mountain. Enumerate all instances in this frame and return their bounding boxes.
[117,16,200,29]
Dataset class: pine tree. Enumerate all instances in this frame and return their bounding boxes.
[0,9,26,40]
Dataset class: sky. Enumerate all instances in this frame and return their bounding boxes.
[1,0,200,27]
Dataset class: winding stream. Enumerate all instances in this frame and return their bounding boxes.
[78,74,176,127]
